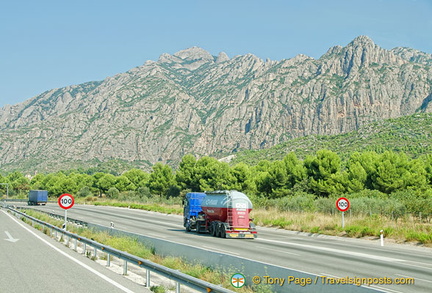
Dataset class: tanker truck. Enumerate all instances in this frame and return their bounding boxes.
[183,190,257,239]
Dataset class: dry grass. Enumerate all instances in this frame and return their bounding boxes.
[251,208,432,246]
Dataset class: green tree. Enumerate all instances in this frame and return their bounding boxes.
[283,152,306,189]
[107,187,120,198]
[421,154,432,185]
[115,175,136,192]
[343,160,367,193]
[266,161,289,197]
[97,174,116,195]
[148,163,177,196]
[193,157,235,191]
[6,171,25,183]
[371,151,425,193]
[30,173,46,190]
[11,176,30,194]
[304,150,344,196]
[175,154,199,191]
[68,173,95,193]
[349,151,380,189]
[230,162,255,192]
[123,168,149,188]
[41,172,68,197]
[255,171,273,197]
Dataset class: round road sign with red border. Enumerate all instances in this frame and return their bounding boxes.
[58,193,75,210]
[336,197,350,212]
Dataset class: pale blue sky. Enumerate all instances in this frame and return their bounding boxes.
[1,0,431,107]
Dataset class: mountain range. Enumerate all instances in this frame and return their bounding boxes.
[0,35,431,173]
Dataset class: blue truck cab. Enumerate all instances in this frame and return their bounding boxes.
[183,192,206,231]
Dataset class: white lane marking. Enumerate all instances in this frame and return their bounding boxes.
[255,245,300,256]
[257,238,405,263]
[4,231,19,242]
[396,274,432,284]
[3,210,134,293]
[369,286,402,293]
[201,245,240,255]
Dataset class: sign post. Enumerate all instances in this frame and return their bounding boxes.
[58,193,75,231]
[336,197,350,228]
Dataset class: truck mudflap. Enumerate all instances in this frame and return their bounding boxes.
[225,230,257,239]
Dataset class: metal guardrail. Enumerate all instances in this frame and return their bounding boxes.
[6,206,234,293]
[2,198,57,204]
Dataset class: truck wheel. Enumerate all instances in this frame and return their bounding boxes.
[215,224,221,237]
[220,225,226,238]
[196,221,203,234]
[210,223,217,237]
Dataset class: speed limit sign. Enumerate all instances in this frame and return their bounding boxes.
[58,193,75,210]
[336,197,350,212]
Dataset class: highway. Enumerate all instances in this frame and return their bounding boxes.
[0,209,149,293]
[20,203,432,293]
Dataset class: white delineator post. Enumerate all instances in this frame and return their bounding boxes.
[380,230,384,246]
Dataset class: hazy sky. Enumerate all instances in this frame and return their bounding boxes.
[1,0,431,107]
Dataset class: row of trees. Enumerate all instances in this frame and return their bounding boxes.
[1,150,432,199]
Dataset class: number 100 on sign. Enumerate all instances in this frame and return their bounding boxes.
[336,197,350,212]
[58,193,75,209]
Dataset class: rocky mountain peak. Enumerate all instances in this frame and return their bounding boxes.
[349,35,375,47]
[173,46,214,61]
[339,35,405,76]
[216,52,230,63]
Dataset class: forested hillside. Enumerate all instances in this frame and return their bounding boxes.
[230,112,432,165]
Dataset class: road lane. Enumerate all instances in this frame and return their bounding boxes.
[0,209,149,293]
[24,203,432,293]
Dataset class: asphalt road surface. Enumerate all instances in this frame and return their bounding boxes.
[20,203,432,293]
[0,209,149,293]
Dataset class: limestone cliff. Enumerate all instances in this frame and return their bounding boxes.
[1,36,431,172]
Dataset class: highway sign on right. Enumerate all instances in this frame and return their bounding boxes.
[336,197,350,212]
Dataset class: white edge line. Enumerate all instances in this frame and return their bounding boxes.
[3,210,134,293]
[369,285,402,293]
[201,245,240,255]
[396,274,432,284]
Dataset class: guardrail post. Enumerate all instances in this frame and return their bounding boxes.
[176,282,180,293]
[83,243,87,255]
[145,269,151,288]
[107,254,111,267]
[94,246,97,258]
[123,260,128,275]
